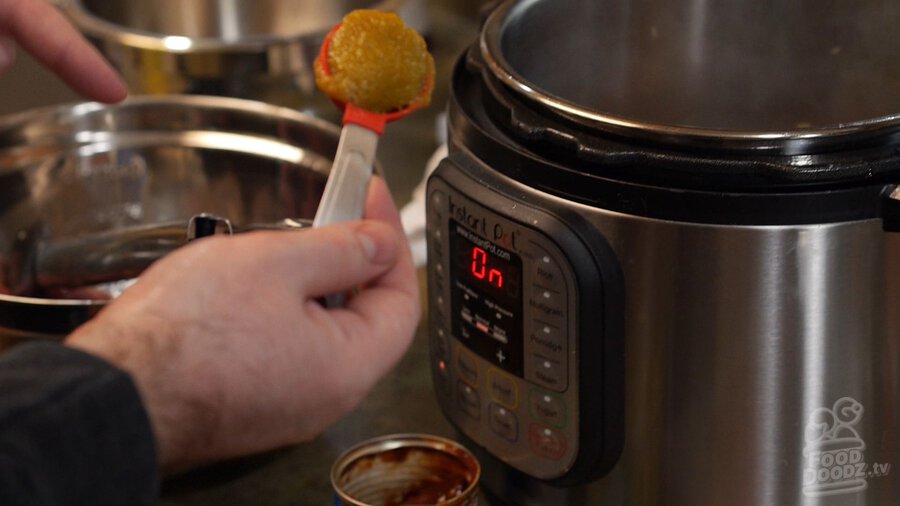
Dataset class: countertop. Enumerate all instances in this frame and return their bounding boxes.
[0,3,489,504]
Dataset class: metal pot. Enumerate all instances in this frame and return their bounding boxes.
[0,95,338,345]
[58,0,426,115]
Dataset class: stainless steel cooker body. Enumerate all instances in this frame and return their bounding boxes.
[426,1,900,504]
[586,211,897,506]
[430,159,899,505]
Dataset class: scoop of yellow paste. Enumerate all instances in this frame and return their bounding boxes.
[315,10,434,113]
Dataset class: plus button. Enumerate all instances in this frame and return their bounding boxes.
[496,349,506,364]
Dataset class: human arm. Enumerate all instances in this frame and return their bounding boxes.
[0,343,157,505]
[0,176,417,504]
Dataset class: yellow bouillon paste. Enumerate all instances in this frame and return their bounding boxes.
[315,10,434,113]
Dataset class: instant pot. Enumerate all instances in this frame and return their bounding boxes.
[426,0,899,504]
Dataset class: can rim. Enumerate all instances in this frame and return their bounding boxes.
[331,433,481,506]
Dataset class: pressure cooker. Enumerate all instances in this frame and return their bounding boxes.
[426,0,899,504]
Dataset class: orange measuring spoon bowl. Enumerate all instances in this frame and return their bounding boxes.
[315,23,435,135]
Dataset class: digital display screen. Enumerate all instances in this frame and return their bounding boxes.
[449,220,523,376]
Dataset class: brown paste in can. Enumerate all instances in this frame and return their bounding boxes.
[339,446,475,505]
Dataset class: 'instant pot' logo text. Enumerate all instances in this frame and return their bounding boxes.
[802,397,892,498]
[448,195,518,250]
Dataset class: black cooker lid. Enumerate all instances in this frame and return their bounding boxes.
[482,0,900,154]
[452,0,900,224]
[449,52,900,225]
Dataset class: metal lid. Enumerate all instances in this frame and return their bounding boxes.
[481,0,900,152]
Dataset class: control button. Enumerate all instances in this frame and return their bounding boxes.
[460,307,474,326]
[429,260,449,316]
[492,325,508,344]
[489,403,519,442]
[434,294,447,317]
[456,347,480,385]
[529,389,567,428]
[433,326,449,359]
[528,424,568,461]
[430,190,444,212]
[434,358,451,396]
[532,248,566,293]
[474,314,492,334]
[526,321,565,359]
[487,368,519,409]
[529,354,566,392]
[428,222,444,257]
[457,380,481,420]
[528,284,565,321]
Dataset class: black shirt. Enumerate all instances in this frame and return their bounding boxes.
[0,342,158,505]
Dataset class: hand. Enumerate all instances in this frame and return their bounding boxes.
[1,0,127,102]
[65,177,421,471]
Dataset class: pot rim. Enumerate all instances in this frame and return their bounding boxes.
[59,0,408,53]
[480,0,900,153]
[0,95,337,313]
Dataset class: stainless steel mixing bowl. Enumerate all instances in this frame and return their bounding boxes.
[0,95,339,344]
[58,0,425,115]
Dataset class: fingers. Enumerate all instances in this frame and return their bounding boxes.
[336,178,420,377]
[266,177,411,299]
[0,35,15,75]
[128,178,411,304]
[1,0,127,103]
[293,220,403,297]
[352,176,419,297]
[364,176,404,228]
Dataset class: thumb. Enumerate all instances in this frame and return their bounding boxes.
[290,220,402,298]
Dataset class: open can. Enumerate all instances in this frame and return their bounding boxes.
[331,434,480,505]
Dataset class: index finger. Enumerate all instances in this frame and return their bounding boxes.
[1,0,127,102]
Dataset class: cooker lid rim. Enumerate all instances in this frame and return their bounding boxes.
[481,1,900,154]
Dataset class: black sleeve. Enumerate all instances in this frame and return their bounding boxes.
[0,341,159,505]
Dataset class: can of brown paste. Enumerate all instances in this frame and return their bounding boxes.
[331,433,481,505]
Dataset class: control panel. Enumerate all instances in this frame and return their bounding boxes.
[427,156,623,483]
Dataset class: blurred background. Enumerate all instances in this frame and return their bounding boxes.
[0,0,489,207]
